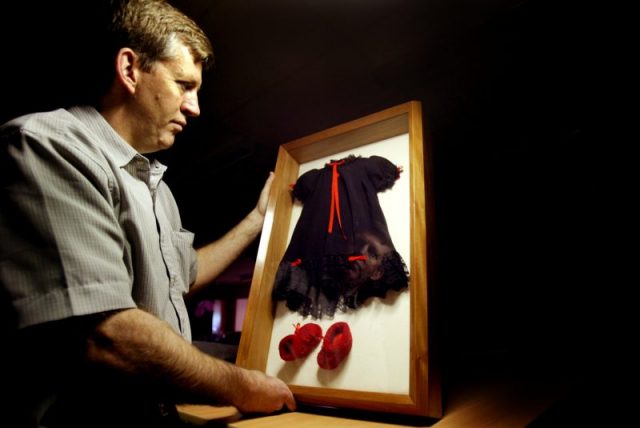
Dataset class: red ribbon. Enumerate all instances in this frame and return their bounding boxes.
[328,160,346,238]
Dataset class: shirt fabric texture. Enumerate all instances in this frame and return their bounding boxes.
[0,106,198,427]
[0,105,197,339]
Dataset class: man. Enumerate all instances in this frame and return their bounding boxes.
[0,1,295,426]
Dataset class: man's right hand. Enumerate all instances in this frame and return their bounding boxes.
[234,369,296,414]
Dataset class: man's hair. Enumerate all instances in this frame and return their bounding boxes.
[108,0,213,71]
[85,0,213,104]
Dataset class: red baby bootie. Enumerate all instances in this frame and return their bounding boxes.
[278,323,323,361]
[317,322,352,370]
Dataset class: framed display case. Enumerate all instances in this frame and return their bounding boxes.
[236,101,440,418]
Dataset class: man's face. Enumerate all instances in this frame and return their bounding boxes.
[130,42,202,154]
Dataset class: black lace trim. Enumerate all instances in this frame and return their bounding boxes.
[272,251,409,319]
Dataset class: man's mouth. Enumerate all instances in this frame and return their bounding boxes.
[172,121,186,133]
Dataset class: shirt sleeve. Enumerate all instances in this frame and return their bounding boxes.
[0,126,136,329]
[292,168,321,202]
[364,155,400,192]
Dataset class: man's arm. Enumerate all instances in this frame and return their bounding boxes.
[190,172,274,295]
[88,307,295,414]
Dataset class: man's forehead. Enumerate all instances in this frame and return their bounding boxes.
[160,50,203,84]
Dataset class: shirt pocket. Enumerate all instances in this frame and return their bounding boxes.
[171,228,197,291]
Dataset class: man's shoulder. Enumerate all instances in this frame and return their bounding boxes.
[1,108,79,136]
[0,107,118,178]
[1,107,108,155]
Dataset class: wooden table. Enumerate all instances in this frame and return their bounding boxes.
[177,361,569,427]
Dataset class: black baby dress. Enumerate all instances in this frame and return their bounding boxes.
[272,154,409,319]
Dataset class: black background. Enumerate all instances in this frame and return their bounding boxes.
[1,1,622,423]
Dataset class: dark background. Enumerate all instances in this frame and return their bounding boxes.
[1,0,620,423]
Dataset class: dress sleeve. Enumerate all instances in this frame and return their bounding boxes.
[291,168,321,202]
[365,155,400,192]
[0,127,136,329]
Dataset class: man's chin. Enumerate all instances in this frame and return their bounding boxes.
[139,140,174,154]
[159,136,177,150]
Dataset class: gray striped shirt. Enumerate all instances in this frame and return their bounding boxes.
[1,106,197,340]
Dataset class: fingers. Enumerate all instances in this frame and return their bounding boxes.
[266,375,296,413]
[256,171,275,216]
[283,387,296,411]
[270,376,296,412]
[237,369,296,414]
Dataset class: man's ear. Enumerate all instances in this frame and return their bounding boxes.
[115,47,140,94]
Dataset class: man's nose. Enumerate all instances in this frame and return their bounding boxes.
[182,93,200,117]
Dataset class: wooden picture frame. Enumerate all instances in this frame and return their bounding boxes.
[236,101,440,418]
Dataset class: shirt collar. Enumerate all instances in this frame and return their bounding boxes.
[67,105,142,168]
